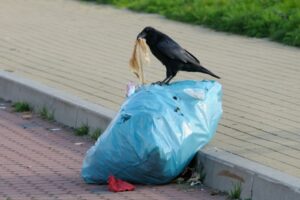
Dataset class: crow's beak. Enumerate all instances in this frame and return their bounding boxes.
[137,31,147,39]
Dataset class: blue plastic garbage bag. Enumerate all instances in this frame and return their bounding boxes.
[81,80,222,184]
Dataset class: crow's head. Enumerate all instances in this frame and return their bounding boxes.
[137,27,158,45]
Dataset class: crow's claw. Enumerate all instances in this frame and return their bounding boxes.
[152,81,164,85]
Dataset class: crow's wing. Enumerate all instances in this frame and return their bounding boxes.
[157,38,200,65]
[184,49,200,63]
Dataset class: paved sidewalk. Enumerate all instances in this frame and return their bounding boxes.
[0,0,300,180]
[0,100,226,200]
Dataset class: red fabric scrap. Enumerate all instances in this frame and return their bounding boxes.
[108,175,135,192]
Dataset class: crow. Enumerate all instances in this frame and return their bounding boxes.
[137,26,220,84]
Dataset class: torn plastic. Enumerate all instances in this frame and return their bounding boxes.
[108,176,135,192]
[81,80,222,184]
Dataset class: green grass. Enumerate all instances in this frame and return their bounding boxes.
[39,107,54,121]
[91,128,102,140]
[83,0,300,47]
[75,124,90,136]
[228,182,242,200]
[12,102,31,112]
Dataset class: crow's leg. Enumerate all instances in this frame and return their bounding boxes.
[152,70,172,85]
[152,77,167,85]
[160,70,174,85]
[164,70,177,84]
[152,77,169,85]
[160,76,171,84]
[164,75,175,84]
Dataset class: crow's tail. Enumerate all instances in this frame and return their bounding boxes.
[198,64,220,79]
[207,70,220,79]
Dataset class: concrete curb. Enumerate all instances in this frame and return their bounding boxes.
[198,148,300,200]
[1,71,300,200]
[0,71,115,131]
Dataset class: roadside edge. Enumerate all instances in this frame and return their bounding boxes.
[1,70,299,200]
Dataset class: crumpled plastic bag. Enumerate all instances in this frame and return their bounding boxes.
[108,176,135,192]
[81,80,223,184]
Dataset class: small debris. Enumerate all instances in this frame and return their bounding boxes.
[210,189,221,196]
[74,142,84,146]
[0,106,6,110]
[108,175,135,192]
[48,128,61,132]
[22,113,32,120]
[190,180,201,186]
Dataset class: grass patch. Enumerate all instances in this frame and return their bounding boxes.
[39,107,54,121]
[12,101,31,112]
[75,124,90,136]
[228,182,242,200]
[91,128,102,140]
[83,0,300,47]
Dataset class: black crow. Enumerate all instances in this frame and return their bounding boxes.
[137,26,220,84]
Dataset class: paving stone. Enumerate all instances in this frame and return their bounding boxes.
[0,0,299,184]
[0,106,226,200]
